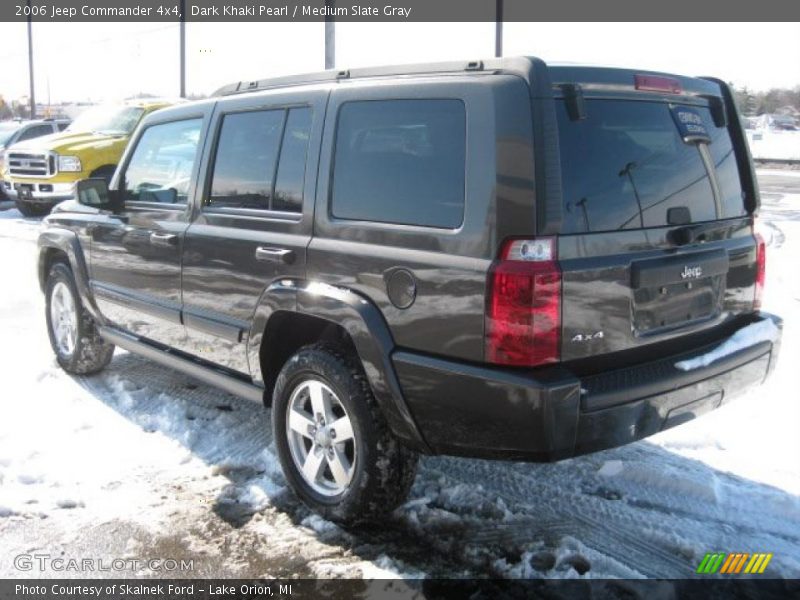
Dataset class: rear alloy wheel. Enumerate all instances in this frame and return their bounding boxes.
[285,379,357,496]
[45,262,115,374]
[272,343,418,524]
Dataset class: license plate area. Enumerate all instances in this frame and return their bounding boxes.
[15,184,33,200]
[631,248,729,335]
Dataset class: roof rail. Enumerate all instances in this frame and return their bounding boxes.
[212,56,543,97]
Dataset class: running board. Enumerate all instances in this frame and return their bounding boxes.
[98,326,265,405]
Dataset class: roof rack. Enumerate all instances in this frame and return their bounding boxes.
[212,56,545,97]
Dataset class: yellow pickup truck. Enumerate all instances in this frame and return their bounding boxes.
[5,100,175,216]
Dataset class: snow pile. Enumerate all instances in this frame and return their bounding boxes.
[360,554,425,579]
[597,460,624,477]
[301,513,340,535]
[598,459,721,505]
[675,318,780,371]
[95,371,287,517]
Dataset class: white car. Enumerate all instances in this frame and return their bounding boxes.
[0,119,71,200]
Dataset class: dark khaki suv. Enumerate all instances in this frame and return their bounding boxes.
[37,57,782,523]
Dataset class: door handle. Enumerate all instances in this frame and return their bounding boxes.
[149,232,178,247]
[255,246,295,264]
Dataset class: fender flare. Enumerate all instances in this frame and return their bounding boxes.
[247,279,431,453]
[37,228,103,322]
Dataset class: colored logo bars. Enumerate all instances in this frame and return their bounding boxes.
[696,552,773,574]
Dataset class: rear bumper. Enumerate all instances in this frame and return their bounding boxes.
[394,313,782,461]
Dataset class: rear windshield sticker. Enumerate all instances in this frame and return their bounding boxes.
[671,105,711,143]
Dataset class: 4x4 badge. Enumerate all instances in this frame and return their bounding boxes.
[571,331,604,343]
[681,265,703,279]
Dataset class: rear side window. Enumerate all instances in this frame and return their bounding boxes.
[331,99,466,229]
[209,110,284,210]
[556,100,746,234]
[208,107,312,213]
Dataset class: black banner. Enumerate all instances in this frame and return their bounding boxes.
[0,579,796,600]
[3,0,800,22]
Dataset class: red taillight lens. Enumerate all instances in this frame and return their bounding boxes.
[754,231,766,310]
[486,238,562,367]
[634,74,682,94]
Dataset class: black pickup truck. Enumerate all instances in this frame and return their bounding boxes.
[37,57,781,523]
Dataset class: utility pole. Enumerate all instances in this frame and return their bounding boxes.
[179,0,186,97]
[27,0,36,118]
[325,0,335,69]
[495,0,503,58]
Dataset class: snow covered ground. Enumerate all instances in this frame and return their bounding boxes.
[0,172,799,582]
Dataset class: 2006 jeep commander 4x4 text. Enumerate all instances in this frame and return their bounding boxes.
[37,57,782,523]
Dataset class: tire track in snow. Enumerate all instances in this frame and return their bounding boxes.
[74,351,800,579]
[414,456,694,578]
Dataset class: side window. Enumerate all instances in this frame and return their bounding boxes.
[331,99,466,229]
[208,110,284,210]
[123,118,202,204]
[57,122,70,132]
[273,108,312,212]
[18,124,54,141]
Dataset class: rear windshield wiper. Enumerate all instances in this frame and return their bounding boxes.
[668,221,730,246]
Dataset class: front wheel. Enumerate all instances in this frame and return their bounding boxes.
[272,344,418,524]
[45,262,114,374]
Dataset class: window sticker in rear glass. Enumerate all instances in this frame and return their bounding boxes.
[671,105,711,144]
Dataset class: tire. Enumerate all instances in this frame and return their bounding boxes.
[272,343,418,525]
[45,262,114,374]
[15,198,51,218]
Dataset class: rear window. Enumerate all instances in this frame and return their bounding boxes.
[556,100,746,234]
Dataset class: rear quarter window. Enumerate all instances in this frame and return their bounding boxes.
[556,99,746,234]
[331,99,466,229]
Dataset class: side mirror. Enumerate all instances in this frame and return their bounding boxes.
[76,178,120,211]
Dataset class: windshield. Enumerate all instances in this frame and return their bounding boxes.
[67,106,145,135]
[555,99,746,233]
[0,123,21,146]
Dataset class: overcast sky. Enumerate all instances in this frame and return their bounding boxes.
[0,22,798,103]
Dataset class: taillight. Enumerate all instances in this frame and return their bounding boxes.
[485,237,562,367]
[634,74,682,94]
[754,231,766,310]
